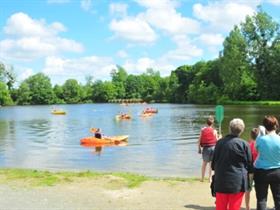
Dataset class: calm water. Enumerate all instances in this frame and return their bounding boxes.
[0,104,279,177]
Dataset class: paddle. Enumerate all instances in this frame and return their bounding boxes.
[215,105,224,137]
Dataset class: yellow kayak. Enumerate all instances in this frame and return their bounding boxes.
[51,110,66,115]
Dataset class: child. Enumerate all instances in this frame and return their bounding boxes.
[198,116,219,182]
[245,127,260,210]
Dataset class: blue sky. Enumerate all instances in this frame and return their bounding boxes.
[0,0,280,85]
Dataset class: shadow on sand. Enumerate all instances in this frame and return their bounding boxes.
[184,204,213,210]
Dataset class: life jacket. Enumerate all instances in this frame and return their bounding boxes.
[200,127,217,147]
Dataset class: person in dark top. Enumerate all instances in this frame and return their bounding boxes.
[212,118,253,210]
[94,128,102,139]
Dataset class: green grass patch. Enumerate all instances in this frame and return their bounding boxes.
[223,100,280,105]
[0,168,198,188]
[0,169,103,186]
[112,172,151,188]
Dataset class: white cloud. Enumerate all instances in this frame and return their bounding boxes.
[4,13,66,37]
[0,12,84,61]
[42,56,116,84]
[109,0,200,44]
[110,17,157,43]
[47,0,70,4]
[193,1,256,31]
[17,68,34,82]
[109,3,128,17]
[123,57,175,76]
[162,35,203,61]
[117,50,128,58]
[144,9,200,35]
[137,0,200,35]
[135,0,179,10]
[266,0,280,5]
[81,0,92,11]
[198,33,224,46]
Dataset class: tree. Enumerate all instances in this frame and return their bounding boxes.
[0,62,16,90]
[241,8,280,99]
[0,82,13,105]
[111,65,127,99]
[220,26,257,100]
[62,79,82,104]
[53,84,65,104]
[16,82,32,105]
[92,80,116,102]
[19,73,54,105]
[81,75,93,102]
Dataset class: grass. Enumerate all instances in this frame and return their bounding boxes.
[0,168,197,188]
[223,100,280,105]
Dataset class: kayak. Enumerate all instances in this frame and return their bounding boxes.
[80,135,129,146]
[140,113,153,117]
[143,109,158,114]
[115,114,132,120]
[51,110,66,115]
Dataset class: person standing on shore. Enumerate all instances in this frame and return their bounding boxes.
[212,118,253,210]
[245,127,260,210]
[254,116,280,210]
[198,116,219,182]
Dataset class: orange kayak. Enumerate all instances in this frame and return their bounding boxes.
[80,135,129,146]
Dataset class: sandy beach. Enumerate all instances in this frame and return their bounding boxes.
[0,174,275,210]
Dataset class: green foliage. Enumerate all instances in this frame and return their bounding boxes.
[0,62,16,90]
[92,80,117,102]
[241,8,280,99]
[188,82,219,104]
[220,26,256,100]
[18,73,55,105]
[62,79,82,104]
[0,82,13,105]
[17,82,32,105]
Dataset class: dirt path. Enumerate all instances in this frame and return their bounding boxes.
[0,176,275,210]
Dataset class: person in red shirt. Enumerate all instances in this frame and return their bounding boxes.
[198,116,219,182]
[245,127,261,210]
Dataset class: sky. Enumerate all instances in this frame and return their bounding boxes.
[0,0,280,85]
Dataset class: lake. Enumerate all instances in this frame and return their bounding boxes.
[0,104,279,177]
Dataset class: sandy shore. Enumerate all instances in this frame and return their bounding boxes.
[0,175,275,210]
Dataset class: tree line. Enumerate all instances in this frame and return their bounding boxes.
[1,8,280,106]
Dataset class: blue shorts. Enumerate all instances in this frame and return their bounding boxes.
[202,146,215,162]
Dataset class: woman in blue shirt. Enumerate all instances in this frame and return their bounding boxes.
[254,115,280,210]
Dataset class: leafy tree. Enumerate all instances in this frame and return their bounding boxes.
[0,62,16,90]
[111,65,127,99]
[188,81,219,104]
[0,82,13,105]
[241,8,280,99]
[125,75,143,99]
[81,75,93,102]
[92,80,116,102]
[220,26,257,100]
[62,79,82,104]
[53,84,65,104]
[19,73,54,105]
[16,82,32,105]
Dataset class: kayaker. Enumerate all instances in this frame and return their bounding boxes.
[94,128,102,139]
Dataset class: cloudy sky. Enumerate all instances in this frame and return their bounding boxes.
[0,0,279,85]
